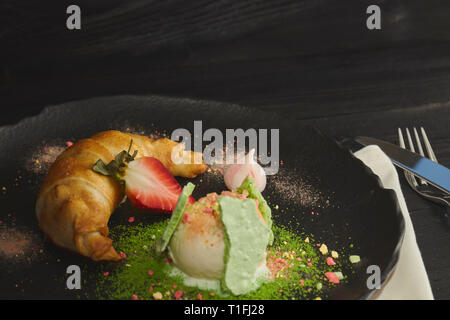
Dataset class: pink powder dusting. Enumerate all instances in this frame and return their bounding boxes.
[0,225,42,262]
[269,170,331,208]
[203,147,334,209]
[26,143,66,175]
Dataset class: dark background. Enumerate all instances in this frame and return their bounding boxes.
[1,0,449,299]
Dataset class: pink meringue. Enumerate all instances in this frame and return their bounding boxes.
[224,149,266,192]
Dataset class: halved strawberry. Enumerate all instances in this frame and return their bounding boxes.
[125,157,195,212]
[93,140,194,213]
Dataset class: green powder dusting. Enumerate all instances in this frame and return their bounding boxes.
[81,220,350,300]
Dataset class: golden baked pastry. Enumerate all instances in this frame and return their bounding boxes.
[35,130,207,261]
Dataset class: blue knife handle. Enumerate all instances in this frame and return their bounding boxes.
[391,157,450,194]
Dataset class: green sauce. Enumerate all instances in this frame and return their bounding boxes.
[218,196,271,295]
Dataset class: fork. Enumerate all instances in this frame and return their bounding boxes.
[398,127,450,223]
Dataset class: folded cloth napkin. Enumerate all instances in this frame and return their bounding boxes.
[354,145,434,300]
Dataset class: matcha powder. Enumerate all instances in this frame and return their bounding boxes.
[80,220,351,300]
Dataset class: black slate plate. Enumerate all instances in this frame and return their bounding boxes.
[0,95,404,300]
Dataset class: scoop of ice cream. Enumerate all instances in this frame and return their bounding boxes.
[168,193,225,280]
[168,191,266,281]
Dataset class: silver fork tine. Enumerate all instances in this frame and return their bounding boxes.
[413,127,428,185]
[405,128,416,153]
[420,127,438,163]
[398,128,419,187]
[413,127,426,158]
[398,128,405,148]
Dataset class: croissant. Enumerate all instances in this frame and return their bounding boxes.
[36,130,207,261]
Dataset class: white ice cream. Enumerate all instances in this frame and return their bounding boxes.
[168,193,225,280]
[168,211,225,280]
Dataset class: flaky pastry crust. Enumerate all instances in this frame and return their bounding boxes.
[36,130,207,261]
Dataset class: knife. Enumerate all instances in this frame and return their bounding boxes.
[354,136,450,194]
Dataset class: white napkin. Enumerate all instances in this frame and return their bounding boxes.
[354,145,434,300]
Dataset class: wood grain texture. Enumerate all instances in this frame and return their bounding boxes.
[0,0,449,298]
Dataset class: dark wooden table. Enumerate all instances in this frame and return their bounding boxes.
[1,0,449,299]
